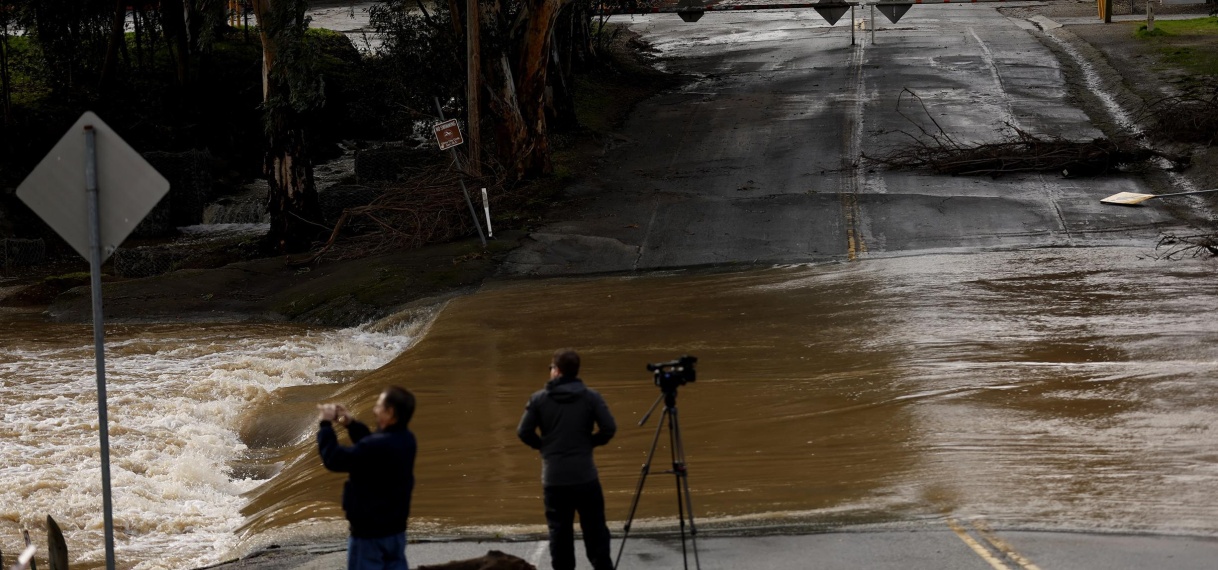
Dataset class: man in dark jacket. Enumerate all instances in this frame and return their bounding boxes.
[318,386,417,570]
[517,349,617,570]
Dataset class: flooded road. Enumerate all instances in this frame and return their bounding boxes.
[3,248,1218,569]
[240,248,1218,550]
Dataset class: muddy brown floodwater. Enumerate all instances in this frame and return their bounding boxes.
[239,247,1218,554]
[4,248,1217,569]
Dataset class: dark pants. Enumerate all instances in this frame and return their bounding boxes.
[347,533,407,570]
[543,479,614,570]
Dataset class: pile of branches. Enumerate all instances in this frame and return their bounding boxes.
[292,162,518,265]
[1154,232,1218,260]
[864,89,1189,178]
[1137,86,1218,145]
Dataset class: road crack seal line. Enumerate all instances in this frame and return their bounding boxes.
[969,26,1020,131]
[839,38,869,261]
[1042,173,1075,244]
[634,197,662,270]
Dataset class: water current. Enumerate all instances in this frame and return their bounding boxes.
[3,248,1218,569]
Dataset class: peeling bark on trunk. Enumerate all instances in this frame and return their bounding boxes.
[264,126,322,253]
[251,0,323,253]
[487,52,531,172]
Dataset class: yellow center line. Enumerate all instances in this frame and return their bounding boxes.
[972,520,1043,570]
[947,518,1011,570]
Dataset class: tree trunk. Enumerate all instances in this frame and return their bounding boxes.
[466,0,482,176]
[512,0,565,176]
[547,4,578,132]
[1,12,11,126]
[99,0,127,89]
[162,0,191,86]
[264,126,322,253]
[250,0,324,253]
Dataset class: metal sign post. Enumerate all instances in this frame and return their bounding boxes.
[84,126,117,570]
[16,112,169,570]
[433,98,487,248]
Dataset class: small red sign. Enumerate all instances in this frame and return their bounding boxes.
[433,119,464,150]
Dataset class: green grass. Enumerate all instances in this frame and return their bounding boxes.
[1135,25,1169,38]
[1134,17,1218,77]
[1149,16,1218,36]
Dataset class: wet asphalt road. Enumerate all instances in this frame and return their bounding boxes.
[503,4,1209,275]
[236,528,1218,569]
[204,4,1218,569]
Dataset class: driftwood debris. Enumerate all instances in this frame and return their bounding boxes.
[290,162,518,266]
[863,89,1189,178]
[1137,86,1218,145]
[415,549,538,570]
[1154,232,1218,260]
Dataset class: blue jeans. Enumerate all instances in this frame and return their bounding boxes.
[347,532,407,570]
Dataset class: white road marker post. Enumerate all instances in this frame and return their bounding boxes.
[481,187,493,238]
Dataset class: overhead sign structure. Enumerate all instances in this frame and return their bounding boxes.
[15,111,168,570]
[875,1,913,23]
[17,112,169,261]
[433,119,464,150]
[813,0,852,25]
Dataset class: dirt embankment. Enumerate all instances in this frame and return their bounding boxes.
[0,29,688,327]
[1002,1,1218,195]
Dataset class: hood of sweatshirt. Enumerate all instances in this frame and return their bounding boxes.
[544,376,587,403]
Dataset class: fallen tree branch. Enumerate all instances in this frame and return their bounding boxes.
[1153,232,1218,260]
[287,159,522,266]
[864,89,1191,178]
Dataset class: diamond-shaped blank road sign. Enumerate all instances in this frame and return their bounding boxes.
[17,111,169,263]
[814,2,851,26]
[876,2,913,24]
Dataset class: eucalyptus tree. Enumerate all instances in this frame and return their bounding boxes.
[250,0,325,252]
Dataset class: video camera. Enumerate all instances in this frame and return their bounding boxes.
[647,355,697,393]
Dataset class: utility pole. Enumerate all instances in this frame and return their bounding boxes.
[467,0,482,177]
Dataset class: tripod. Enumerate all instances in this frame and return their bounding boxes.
[613,388,701,570]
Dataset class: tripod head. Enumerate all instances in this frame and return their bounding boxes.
[648,355,697,399]
[641,355,697,423]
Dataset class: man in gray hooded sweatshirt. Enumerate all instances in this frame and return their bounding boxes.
[518,348,617,570]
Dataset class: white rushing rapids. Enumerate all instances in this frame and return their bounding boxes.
[0,307,440,570]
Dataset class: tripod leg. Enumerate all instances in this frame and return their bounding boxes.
[613,406,669,570]
[667,407,690,570]
[670,407,702,570]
